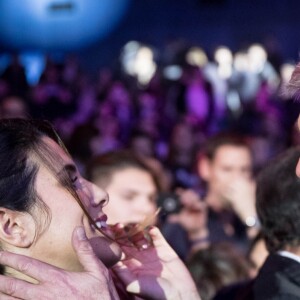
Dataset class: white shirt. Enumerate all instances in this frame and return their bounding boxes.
[278,250,300,264]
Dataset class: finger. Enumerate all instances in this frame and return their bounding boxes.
[147,227,177,256]
[0,251,57,282]
[0,274,36,299]
[72,226,107,275]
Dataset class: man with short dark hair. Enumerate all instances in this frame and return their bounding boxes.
[213,61,300,300]
[215,147,300,300]
[197,133,258,252]
[254,147,300,299]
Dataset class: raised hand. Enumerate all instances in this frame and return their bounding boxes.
[222,177,256,221]
[112,226,200,300]
[221,177,258,237]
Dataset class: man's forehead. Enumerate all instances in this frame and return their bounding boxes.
[214,144,250,156]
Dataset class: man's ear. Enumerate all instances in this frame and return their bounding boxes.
[0,208,36,248]
[198,156,212,181]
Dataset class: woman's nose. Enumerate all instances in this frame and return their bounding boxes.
[89,181,109,207]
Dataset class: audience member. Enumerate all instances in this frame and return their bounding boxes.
[215,147,300,299]
[86,150,158,225]
[86,150,208,260]
[187,243,250,300]
[167,121,201,189]
[1,54,28,97]
[0,95,29,119]
[198,133,258,253]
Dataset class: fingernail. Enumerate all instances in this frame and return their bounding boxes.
[76,227,87,240]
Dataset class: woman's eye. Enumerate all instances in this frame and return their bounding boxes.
[71,175,78,186]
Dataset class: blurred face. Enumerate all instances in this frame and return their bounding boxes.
[204,145,252,204]
[30,137,121,271]
[101,168,157,225]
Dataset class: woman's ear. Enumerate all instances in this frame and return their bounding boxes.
[198,156,212,181]
[0,208,36,248]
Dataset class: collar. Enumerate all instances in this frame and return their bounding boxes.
[278,250,300,264]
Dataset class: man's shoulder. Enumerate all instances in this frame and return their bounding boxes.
[213,279,254,300]
[253,254,300,299]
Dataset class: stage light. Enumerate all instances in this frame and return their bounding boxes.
[233,51,248,72]
[247,44,267,73]
[186,47,208,67]
[214,46,233,79]
[0,0,130,50]
[120,42,157,86]
[163,65,182,80]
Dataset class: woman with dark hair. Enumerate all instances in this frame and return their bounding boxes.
[0,118,199,300]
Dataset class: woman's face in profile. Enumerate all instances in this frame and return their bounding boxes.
[30,137,122,270]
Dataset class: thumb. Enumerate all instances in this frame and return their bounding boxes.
[72,226,107,275]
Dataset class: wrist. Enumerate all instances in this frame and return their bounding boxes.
[189,229,209,250]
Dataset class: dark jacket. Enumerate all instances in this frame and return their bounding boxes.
[215,253,300,300]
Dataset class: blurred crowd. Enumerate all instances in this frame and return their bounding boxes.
[0,41,300,299]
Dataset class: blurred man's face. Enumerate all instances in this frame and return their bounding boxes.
[202,145,252,206]
[100,167,157,225]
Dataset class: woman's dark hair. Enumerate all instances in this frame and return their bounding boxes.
[0,118,64,215]
[0,119,101,274]
[256,147,300,252]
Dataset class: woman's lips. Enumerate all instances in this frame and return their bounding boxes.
[94,214,108,229]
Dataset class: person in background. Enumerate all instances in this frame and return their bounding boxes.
[215,147,300,299]
[86,150,208,260]
[197,133,258,253]
[187,243,250,300]
[252,147,300,299]
[86,150,158,226]
[0,95,29,119]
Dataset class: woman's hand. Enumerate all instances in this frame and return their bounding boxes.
[112,226,200,300]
